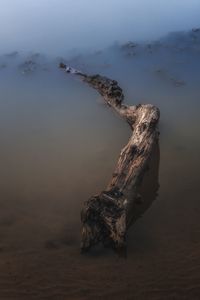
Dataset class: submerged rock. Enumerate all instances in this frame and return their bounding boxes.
[192,28,200,33]
[121,41,138,57]
[154,68,186,87]
[4,51,18,58]
[29,52,41,60]
[170,78,186,87]
[19,60,37,74]
[121,41,138,49]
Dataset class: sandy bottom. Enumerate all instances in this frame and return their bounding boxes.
[0,143,200,300]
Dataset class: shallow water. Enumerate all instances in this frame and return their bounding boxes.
[0,31,200,299]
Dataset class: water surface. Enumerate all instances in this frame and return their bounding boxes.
[0,28,200,299]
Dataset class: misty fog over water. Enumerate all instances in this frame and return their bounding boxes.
[0,0,200,54]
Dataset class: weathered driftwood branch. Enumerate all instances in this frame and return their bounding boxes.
[59,63,160,252]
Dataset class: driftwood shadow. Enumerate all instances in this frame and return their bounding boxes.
[115,142,160,257]
[127,141,160,229]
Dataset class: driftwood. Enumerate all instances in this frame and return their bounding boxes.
[59,63,160,252]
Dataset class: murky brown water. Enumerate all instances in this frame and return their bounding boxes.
[0,32,200,299]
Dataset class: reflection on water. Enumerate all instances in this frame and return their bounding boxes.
[0,29,200,299]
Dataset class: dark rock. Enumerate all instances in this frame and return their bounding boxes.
[122,41,138,49]
[4,51,18,58]
[192,28,200,33]
[19,60,37,74]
